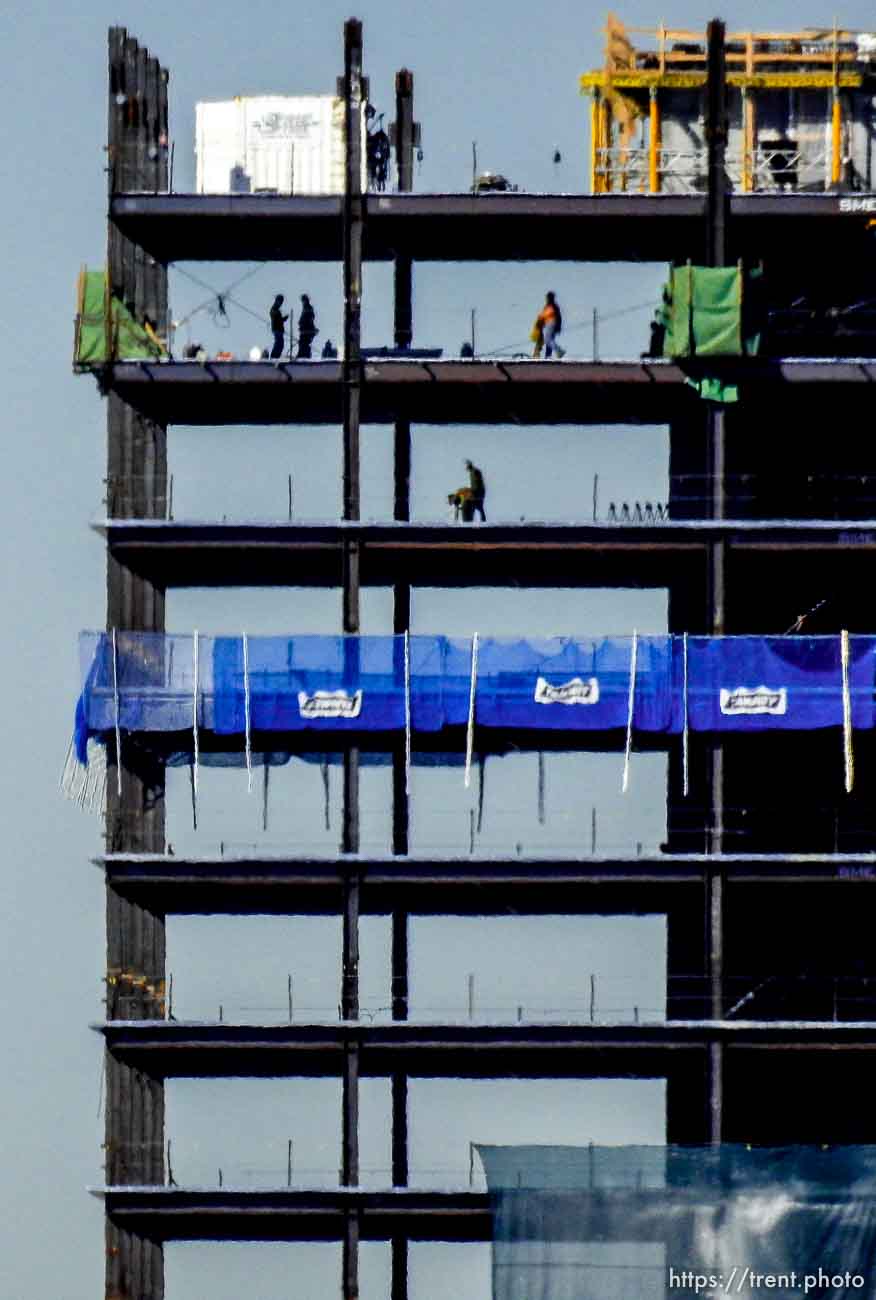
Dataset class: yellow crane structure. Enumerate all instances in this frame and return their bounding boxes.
[581,15,876,193]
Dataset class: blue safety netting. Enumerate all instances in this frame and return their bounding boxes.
[73,632,876,764]
[478,1145,876,1300]
[212,635,450,734]
[474,636,677,732]
[686,637,876,732]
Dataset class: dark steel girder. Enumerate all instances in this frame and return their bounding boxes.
[108,192,876,265]
[97,517,876,591]
[97,1020,876,1081]
[98,852,876,917]
[100,1186,492,1242]
[93,358,876,428]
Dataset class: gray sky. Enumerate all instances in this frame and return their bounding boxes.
[2,0,872,1294]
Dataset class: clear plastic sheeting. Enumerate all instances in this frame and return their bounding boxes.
[478,1145,876,1300]
[74,632,876,764]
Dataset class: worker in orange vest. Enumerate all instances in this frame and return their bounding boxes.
[535,291,566,359]
[448,486,474,522]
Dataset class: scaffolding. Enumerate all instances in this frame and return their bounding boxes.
[582,15,876,193]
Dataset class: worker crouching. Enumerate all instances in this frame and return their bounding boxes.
[448,487,475,522]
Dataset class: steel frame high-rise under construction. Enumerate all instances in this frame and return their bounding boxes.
[82,17,876,1300]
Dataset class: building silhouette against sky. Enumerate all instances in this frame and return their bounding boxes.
[78,17,876,1299]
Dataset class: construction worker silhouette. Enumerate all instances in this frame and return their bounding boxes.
[269,294,288,359]
[535,291,565,359]
[297,295,318,358]
[465,459,486,521]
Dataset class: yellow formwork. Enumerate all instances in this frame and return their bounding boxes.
[580,71,864,90]
[582,14,872,193]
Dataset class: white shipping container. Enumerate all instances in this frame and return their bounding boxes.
[195,95,367,195]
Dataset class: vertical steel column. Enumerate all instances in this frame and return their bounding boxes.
[392,909,409,1025]
[394,70,415,193]
[391,1238,409,1300]
[341,747,360,857]
[394,257,413,347]
[393,584,412,637]
[393,68,414,354]
[341,855,360,1186]
[120,36,138,305]
[389,77,413,1266]
[391,70,415,875]
[342,1029,360,1181]
[392,70,414,523]
[704,20,728,272]
[391,905,409,1300]
[342,16,364,627]
[391,902,409,1213]
[392,580,410,857]
[105,29,169,1299]
[343,1208,360,1300]
[342,863,361,1027]
[391,1064,409,1182]
[341,28,364,1300]
[341,861,360,1300]
[391,733,410,855]
[393,420,411,522]
[704,17,728,1146]
[106,27,168,850]
[342,16,364,854]
[707,864,724,1144]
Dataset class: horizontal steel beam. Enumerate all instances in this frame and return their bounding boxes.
[100,1171,876,1244]
[97,1019,876,1080]
[98,852,876,916]
[110,192,702,262]
[99,1185,492,1242]
[94,358,876,427]
[108,191,876,265]
[99,358,686,425]
[97,516,876,589]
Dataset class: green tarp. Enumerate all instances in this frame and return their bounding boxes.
[684,375,740,403]
[658,263,761,403]
[661,263,762,361]
[74,269,166,365]
[663,264,748,358]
